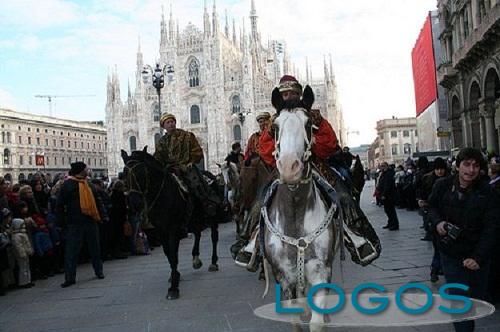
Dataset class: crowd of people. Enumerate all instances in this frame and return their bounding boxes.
[373,149,500,328]
[0,166,150,295]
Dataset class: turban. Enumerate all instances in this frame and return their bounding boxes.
[160,113,176,127]
[278,75,303,95]
[256,112,271,121]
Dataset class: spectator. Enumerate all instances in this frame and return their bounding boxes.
[57,162,106,288]
[11,202,35,289]
[416,157,449,283]
[0,208,13,295]
[428,148,500,332]
[394,165,405,208]
[377,162,399,230]
[91,179,112,260]
[109,180,128,259]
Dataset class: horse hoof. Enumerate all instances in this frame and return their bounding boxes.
[208,264,219,272]
[166,288,180,300]
[193,257,203,270]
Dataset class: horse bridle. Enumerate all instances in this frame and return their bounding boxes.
[124,160,166,215]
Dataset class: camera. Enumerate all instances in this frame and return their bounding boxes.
[441,223,462,245]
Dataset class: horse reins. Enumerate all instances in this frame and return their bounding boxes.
[124,161,166,215]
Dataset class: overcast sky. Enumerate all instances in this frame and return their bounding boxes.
[0,0,438,146]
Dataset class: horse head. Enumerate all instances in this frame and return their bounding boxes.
[271,85,315,184]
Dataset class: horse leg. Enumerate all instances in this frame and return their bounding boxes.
[162,232,181,300]
[305,260,330,332]
[279,282,303,332]
[192,228,203,270]
[208,223,219,272]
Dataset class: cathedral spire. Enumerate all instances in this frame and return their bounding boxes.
[305,57,310,84]
[283,45,289,74]
[168,3,174,41]
[212,0,219,37]
[232,18,237,45]
[160,5,168,47]
[242,18,247,52]
[329,53,335,82]
[127,79,132,103]
[323,55,329,84]
[225,9,229,38]
[250,0,258,42]
[204,0,211,38]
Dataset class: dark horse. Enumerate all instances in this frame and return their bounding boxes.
[121,147,221,300]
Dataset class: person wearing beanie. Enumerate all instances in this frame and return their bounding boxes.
[416,157,449,283]
[56,162,106,287]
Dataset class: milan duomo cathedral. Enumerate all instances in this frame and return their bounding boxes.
[105,1,346,177]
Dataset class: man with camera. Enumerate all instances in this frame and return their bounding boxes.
[428,148,500,332]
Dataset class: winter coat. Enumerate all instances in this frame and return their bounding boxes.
[377,168,396,201]
[428,175,500,265]
[11,218,34,259]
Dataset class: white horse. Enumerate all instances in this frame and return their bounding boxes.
[262,86,338,332]
[219,161,243,237]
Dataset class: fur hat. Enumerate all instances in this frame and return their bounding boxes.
[160,113,176,127]
[69,162,87,176]
[278,75,302,95]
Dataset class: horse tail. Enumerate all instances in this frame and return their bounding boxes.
[262,257,271,299]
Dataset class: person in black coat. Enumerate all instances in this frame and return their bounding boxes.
[428,148,500,332]
[56,162,106,288]
[377,162,399,230]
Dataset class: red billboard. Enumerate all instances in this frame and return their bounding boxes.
[35,155,45,166]
[412,13,437,117]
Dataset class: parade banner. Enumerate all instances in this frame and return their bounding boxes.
[412,13,438,117]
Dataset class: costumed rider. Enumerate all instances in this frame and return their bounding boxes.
[154,113,221,218]
[231,112,275,268]
[234,75,340,269]
[258,75,381,266]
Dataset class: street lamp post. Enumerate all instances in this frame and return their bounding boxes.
[231,109,251,142]
[142,63,174,114]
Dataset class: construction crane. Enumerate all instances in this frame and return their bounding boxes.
[34,94,96,116]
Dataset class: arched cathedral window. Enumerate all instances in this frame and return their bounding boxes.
[188,59,200,87]
[190,105,201,124]
[129,136,137,151]
[233,125,242,142]
[231,95,241,114]
[153,104,161,122]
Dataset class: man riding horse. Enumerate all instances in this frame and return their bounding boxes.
[234,75,380,269]
[154,113,221,217]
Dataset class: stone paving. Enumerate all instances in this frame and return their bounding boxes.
[0,180,498,331]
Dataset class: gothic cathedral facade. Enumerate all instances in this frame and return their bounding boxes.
[105,1,345,177]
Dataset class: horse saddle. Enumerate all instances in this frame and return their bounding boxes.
[312,167,381,266]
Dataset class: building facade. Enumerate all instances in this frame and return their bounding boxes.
[349,144,371,169]
[369,117,419,167]
[105,1,345,176]
[0,108,107,182]
[437,0,500,154]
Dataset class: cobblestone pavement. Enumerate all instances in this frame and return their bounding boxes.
[0,181,498,331]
